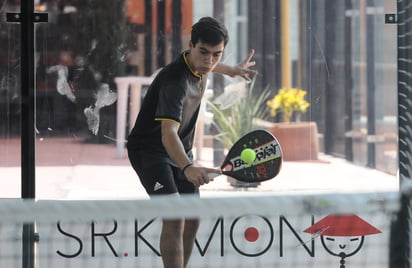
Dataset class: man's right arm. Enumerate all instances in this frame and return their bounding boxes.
[160,120,214,187]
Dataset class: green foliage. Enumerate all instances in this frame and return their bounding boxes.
[207,78,271,149]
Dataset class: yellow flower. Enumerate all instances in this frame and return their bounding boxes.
[266,88,310,122]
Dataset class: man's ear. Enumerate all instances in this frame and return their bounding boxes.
[189,40,194,49]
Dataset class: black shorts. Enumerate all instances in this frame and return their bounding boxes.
[128,149,199,196]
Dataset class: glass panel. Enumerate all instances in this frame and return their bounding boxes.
[349,0,397,173]
[1,0,398,200]
[0,0,21,198]
[34,1,130,199]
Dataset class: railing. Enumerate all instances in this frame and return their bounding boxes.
[114,76,153,158]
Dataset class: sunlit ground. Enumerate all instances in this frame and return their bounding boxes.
[0,137,398,200]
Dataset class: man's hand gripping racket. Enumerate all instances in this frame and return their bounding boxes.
[209,129,282,183]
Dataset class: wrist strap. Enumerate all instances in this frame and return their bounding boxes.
[182,163,193,173]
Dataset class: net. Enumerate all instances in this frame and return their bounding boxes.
[0,192,400,268]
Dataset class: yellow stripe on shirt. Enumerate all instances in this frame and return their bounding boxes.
[155,118,180,125]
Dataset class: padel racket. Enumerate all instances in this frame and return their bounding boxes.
[209,129,282,183]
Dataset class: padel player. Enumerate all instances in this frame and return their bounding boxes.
[127,17,257,268]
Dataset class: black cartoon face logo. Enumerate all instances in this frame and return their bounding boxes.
[321,235,364,258]
[304,214,381,267]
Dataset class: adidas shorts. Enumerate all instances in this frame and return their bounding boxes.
[128,150,199,196]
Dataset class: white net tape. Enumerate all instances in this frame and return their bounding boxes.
[0,192,400,268]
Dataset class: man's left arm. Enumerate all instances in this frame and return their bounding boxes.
[213,49,258,82]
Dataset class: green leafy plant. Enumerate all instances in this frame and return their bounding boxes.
[207,78,271,149]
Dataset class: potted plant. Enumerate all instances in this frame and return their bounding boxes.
[207,78,271,187]
[265,87,319,161]
[266,87,310,123]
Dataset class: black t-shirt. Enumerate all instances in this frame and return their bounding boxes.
[127,52,207,166]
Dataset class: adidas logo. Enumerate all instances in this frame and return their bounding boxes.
[154,182,164,191]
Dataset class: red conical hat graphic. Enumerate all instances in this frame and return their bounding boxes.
[304,214,381,236]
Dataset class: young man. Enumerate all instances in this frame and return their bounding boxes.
[127,17,257,268]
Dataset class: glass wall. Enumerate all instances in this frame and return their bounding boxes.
[0,0,21,197]
[300,0,397,173]
[0,0,398,200]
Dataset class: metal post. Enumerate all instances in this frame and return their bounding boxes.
[213,0,225,167]
[20,1,36,267]
[20,0,36,202]
[157,0,166,68]
[144,0,152,75]
[366,0,376,168]
[323,1,337,154]
[344,0,354,161]
[7,2,47,267]
[280,0,291,88]
[390,0,411,267]
[171,0,182,56]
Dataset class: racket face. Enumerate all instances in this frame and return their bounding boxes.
[221,129,282,182]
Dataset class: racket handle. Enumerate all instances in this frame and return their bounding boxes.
[208,172,222,179]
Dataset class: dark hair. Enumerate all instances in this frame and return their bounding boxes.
[191,17,229,47]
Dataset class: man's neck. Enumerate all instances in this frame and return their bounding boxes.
[183,52,201,77]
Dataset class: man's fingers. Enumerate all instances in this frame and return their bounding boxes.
[247,60,256,67]
[194,176,211,186]
[241,49,255,66]
[246,49,255,62]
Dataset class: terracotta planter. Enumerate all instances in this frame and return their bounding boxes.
[227,176,260,188]
[268,122,319,161]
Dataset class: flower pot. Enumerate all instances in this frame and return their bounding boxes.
[268,122,319,161]
[227,176,260,188]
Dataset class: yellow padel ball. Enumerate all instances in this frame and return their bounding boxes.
[241,148,256,164]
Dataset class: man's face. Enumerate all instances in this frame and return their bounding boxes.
[189,41,224,75]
